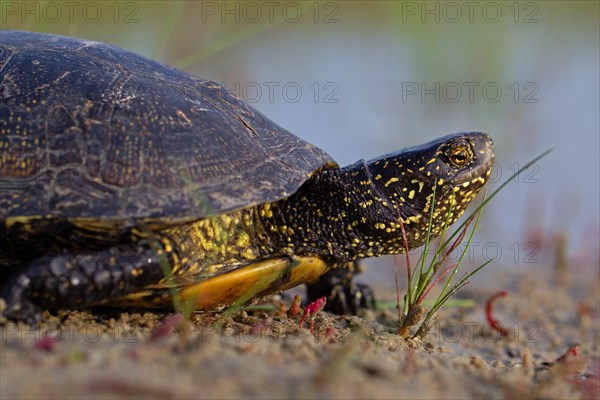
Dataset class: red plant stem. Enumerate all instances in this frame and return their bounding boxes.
[485,290,509,336]
[299,296,327,333]
[397,216,412,302]
[444,215,474,258]
[393,254,402,314]
[416,263,457,305]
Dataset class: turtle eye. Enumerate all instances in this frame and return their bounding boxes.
[447,144,472,166]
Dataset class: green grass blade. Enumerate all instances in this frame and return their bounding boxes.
[433,192,486,307]
[415,192,456,298]
[152,1,186,59]
[413,184,437,297]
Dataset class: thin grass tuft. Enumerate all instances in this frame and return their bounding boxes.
[397,149,553,338]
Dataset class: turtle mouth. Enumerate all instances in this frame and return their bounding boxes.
[452,161,494,186]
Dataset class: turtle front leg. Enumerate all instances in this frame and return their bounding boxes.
[306,260,376,315]
[1,240,171,324]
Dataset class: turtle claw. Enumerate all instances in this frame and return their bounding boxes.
[323,282,376,315]
[306,263,376,315]
[0,272,42,325]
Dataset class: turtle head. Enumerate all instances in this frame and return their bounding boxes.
[259,132,494,261]
[365,132,494,250]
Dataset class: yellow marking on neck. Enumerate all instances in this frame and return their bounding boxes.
[385,177,399,187]
[406,215,421,224]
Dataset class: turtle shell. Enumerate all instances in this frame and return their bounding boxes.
[0,31,334,230]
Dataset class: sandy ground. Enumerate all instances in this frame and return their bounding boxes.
[1,260,598,399]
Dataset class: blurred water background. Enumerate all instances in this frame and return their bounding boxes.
[2,1,598,293]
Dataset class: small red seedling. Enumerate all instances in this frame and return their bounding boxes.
[250,320,270,336]
[552,345,600,398]
[325,325,335,342]
[576,357,600,399]
[34,335,58,352]
[556,345,579,364]
[485,290,509,337]
[149,313,183,341]
[288,294,302,317]
[299,296,327,333]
